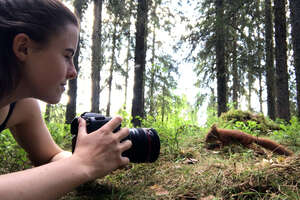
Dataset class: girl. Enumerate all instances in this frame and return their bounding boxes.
[0,0,132,199]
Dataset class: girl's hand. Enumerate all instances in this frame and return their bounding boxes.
[72,116,132,180]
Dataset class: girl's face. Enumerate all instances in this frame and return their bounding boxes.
[20,24,79,104]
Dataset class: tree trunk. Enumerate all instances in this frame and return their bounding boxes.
[265,0,276,120]
[91,0,103,113]
[290,0,300,118]
[255,0,264,114]
[131,0,148,126]
[274,0,290,121]
[259,73,263,113]
[247,71,253,111]
[65,0,85,124]
[123,1,134,111]
[149,20,156,116]
[124,30,130,111]
[106,19,117,116]
[148,0,158,117]
[232,35,239,109]
[215,0,227,116]
[161,85,166,123]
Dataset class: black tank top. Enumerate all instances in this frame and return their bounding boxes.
[0,102,16,132]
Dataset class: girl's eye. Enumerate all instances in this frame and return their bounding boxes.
[65,55,73,61]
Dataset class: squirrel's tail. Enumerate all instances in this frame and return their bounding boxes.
[255,138,293,156]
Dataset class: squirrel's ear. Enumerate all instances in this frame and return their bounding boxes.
[211,124,217,130]
[211,124,219,135]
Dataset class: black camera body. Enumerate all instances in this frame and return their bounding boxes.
[71,112,160,163]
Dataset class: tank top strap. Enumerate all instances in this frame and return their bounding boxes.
[0,102,16,132]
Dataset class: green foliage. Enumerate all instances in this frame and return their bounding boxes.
[0,129,30,173]
[145,57,179,119]
[44,103,67,124]
[205,106,222,128]
[219,109,281,135]
[144,96,200,153]
[0,123,72,174]
[273,116,300,147]
[118,95,202,158]
[0,103,72,173]
[229,120,261,136]
[117,107,134,128]
[44,104,72,149]
[46,122,72,150]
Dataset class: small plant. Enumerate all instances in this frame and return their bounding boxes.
[232,120,261,136]
[220,109,280,135]
[0,129,30,172]
[273,116,300,147]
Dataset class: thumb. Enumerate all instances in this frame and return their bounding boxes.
[77,117,87,139]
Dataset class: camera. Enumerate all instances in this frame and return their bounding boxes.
[70,112,160,163]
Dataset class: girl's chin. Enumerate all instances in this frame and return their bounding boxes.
[44,99,60,104]
[41,94,62,104]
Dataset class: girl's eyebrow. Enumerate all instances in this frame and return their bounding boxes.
[65,48,75,56]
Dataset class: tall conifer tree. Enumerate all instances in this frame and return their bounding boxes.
[290,0,300,118]
[91,0,103,113]
[274,0,290,121]
[132,0,149,126]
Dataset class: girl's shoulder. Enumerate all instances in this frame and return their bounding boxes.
[4,98,42,130]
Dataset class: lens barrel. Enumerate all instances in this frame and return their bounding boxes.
[71,113,160,163]
[122,128,160,163]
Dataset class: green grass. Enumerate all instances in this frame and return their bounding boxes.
[60,131,300,200]
[1,109,300,200]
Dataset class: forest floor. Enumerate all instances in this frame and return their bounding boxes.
[61,134,300,200]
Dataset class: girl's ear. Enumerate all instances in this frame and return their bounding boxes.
[12,33,30,62]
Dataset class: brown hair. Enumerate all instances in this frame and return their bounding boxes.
[0,0,78,97]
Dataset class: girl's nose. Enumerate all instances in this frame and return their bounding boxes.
[67,64,77,80]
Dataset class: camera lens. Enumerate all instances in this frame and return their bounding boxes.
[122,128,160,163]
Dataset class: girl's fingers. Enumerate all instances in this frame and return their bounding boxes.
[115,128,130,141]
[77,117,87,139]
[119,139,132,153]
[120,156,130,166]
[97,116,123,134]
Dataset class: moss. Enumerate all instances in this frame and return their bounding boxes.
[220,109,281,135]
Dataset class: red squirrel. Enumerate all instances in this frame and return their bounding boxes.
[205,124,293,156]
